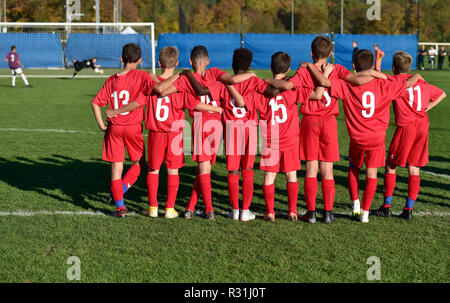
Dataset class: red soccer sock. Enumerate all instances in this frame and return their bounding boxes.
[362,178,378,211]
[348,166,361,201]
[408,175,421,202]
[321,179,335,211]
[241,170,254,211]
[227,173,240,210]
[122,163,141,192]
[287,181,299,214]
[146,173,159,207]
[383,173,396,197]
[165,175,179,209]
[263,184,275,215]
[186,174,200,212]
[199,173,214,213]
[111,179,125,211]
[304,177,318,211]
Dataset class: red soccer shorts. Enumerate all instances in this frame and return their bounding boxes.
[260,144,301,173]
[148,130,185,170]
[348,143,385,169]
[103,124,144,163]
[224,125,257,171]
[387,118,429,168]
[300,115,340,162]
[192,118,223,164]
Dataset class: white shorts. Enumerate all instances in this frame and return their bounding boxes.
[11,68,22,75]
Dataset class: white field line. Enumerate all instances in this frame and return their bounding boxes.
[420,170,450,180]
[0,75,109,78]
[0,209,449,217]
[0,128,99,134]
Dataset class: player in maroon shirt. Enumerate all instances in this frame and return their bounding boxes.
[159,46,253,220]
[244,52,329,222]
[92,43,156,218]
[264,36,386,224]
[4,45,31,87]
[306,49,422,223]
[106,46,222,219]
[371,51,446,220]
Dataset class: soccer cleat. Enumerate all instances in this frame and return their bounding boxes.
[165,208,179,219]
[288,212,298,222]
[113,208,127,218]
[300,211,317,223]
[324,211,336,224]
[240,210,256,222]
[264,212,275,222]
[184,209,194,220]
[352,200,361,217]
[399,209,413,220]
[360,210,369,223]
[205,211,216,221]
[371,206,392,218]
[141,206,158,218]
[227,209,240,220]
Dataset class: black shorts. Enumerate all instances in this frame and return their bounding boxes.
[74,61,85,71]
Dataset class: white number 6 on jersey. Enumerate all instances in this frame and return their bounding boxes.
[156,96,170,122]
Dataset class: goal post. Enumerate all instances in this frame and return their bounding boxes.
[0,22,156,74]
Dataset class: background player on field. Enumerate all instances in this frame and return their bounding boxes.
[264,36,386,224]
[245,52,328,222]
[159,45,252,220]
[371,51,447,220]
[106,46,222,219]
[308,49,422,223]
[182,48,279,222]
[72,57,101,79]
[374,44,384,72]
[4,45,31,88]
[91,43,156,218]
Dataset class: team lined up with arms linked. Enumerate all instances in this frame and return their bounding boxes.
[91,36,446,223]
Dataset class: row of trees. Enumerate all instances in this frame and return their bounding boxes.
[4,0,449,41]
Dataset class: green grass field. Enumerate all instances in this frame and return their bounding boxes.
[0,68,448,283]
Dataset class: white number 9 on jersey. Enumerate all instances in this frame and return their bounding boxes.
[361,91,375,118]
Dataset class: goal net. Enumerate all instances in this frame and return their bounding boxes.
[0,22,156,75]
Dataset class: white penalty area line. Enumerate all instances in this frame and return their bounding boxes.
[0,210,449,217]
[0,75,109,78]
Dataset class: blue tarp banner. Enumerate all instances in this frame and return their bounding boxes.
[0,33,63,68]
[244,33,331,70]
[334,34,418,71]
[66,33,152,68]
[156,33,241,69]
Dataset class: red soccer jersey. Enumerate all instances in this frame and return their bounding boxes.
[245,87,312,151]
[387,74,444,127]
[330,77,407,149]
[290,64,351,116]
[144,76,201,132]
[221,76,268,123]
[173,67,225,121]
[92,69,155,125]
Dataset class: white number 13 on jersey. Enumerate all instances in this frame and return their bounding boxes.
[112,90,130,115]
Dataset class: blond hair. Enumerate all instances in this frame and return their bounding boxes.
[393,51,413,74]
[159,46,179,69]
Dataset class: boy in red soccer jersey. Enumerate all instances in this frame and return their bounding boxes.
[306,49,422,223]
[105,46,223,219]
[244,52,330,222]
[182,48,279,222]
[159,46,253,220]
[91,43,156,217]
[371,51,446,220]
[264,36,385,224]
